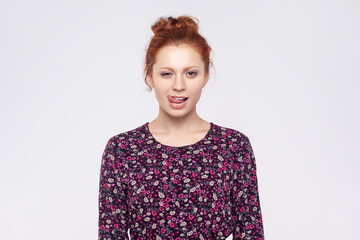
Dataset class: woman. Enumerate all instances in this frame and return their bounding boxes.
[98,15,264,240]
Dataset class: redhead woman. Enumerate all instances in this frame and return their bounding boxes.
[98,15,265,240]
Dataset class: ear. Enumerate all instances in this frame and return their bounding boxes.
[203,71,209,87]
[148,75,154,88]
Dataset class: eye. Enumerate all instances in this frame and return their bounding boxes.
[160,72,173,78]
[187,71,198,77]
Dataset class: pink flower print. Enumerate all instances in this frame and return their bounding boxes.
[137,174,142,178]
[138,139,143,143]
[161,228,166,234]
[100,225,105,230]
[210,170,215,175]
[169,157,175,162]
[192,172,198,177]
[214,136,219,140]
[151,210,157,216]
[166,161,172,166]
[165,197,171,202]
[154,170,160,174]
[178,193,184,198]
[126,156,132,160]
[240,207,245,212]
[189,214,194,220]
[159,207,164,211]
[170,173,175,177]
[167,216,171,220]
[163,203,169,208]
[252,175,257,180]
[224,161,229,166]
[166,146,172,151]
[173,179,179,184]
[181,154,188,158]
[163,185,168,190]
[114,224,119,229]
[204,229,208,234]
[170,222,175,228]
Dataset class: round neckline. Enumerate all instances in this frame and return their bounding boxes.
[145,122,213,149]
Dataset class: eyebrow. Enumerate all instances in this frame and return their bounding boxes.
[157,66,200,71]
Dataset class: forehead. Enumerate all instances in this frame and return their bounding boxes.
[153,44,204,69]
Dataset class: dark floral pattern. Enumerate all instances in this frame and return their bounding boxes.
[98,122,264,239]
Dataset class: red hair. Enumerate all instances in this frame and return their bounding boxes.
[144,15,213,91]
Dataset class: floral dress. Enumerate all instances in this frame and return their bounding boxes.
[98,122,264,239]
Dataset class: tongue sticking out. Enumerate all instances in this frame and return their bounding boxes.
[170,96,188,103]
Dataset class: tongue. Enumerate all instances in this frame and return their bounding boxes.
[171,97,186,103]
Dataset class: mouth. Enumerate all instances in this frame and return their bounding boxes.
[168,96,189,104]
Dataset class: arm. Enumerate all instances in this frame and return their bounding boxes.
[98,137,129,240]
[231,135,264,239]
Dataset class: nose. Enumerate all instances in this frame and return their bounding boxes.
[173,74,186,90]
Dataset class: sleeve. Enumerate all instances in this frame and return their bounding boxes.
[98,137,130,240]
[231,135,265,240]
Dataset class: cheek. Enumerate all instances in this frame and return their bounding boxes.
[153,86,168,104]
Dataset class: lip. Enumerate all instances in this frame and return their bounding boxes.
[171,95,187,98]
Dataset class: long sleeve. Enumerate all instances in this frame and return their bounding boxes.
[98,137,129,240]
[231,136,264,239]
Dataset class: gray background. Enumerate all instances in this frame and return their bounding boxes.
[1,0,359,239]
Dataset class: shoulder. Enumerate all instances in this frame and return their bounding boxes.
[211,122,251,146]
[105,123,147,154]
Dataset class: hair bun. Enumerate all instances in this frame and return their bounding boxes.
[151,16,199,35]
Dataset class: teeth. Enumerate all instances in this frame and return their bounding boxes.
[173,97,186,100]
